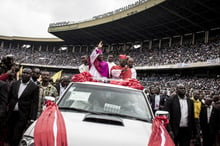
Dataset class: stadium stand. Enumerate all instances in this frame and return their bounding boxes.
[0,39,219,67]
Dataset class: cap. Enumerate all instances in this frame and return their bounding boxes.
[119,54,127,59]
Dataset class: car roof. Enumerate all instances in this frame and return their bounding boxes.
[71,81,142,92]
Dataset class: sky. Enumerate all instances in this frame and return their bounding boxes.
[0,0,138,38]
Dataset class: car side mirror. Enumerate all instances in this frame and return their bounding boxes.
[155,110,169,119]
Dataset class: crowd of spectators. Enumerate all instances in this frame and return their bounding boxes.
[143,73,220,146]
[139,74,220,96]
[127,40,220,66]
[0,39,219,67]
[0,47,80,67]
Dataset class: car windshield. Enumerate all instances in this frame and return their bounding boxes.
[58,83,153,122]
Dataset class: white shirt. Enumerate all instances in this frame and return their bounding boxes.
[179,96,188,127]
[59,84,66,96]
[154,95,160,110]
[79,64,89,73]
[207,105,213,123]
[107,62,116,75]
[130,67,137,79]
[14,81,30,111]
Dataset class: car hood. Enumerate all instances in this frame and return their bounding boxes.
[24,111,152,146]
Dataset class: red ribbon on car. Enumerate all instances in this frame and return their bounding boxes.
[72,72,144,90]
[34,100,67,146]
[72,71,97,82]
[148,116,174,146]
[110,78,144,90]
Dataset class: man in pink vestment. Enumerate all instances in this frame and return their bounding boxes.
[89,41,109,78]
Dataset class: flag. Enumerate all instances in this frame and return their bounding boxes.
[148,116,175,146]
[51,70,62,82]
[34,100,67,146]
[16,66,23,80]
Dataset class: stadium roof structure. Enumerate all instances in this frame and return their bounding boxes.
[0,35,64,47]
[48,0,220,45]
[0,35,63,42]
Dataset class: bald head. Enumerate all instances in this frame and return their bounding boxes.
[32,68,41,81]
[61,76,70,88]
[176,84,186,98]
[127,57,134,68]
[22,68,32,83]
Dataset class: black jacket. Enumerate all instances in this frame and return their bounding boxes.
[55,83,60,96]
[8,80,39,121]
[0,80,8,119]
[150,94,166,111]
[200,104,218,135]
[164,94,195,137]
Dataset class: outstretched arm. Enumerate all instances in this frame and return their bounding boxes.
[90,41,103,64]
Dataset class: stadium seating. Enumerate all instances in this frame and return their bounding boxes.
[1,39,219,67]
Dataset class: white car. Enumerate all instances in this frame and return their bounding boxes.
[20,82,155,146]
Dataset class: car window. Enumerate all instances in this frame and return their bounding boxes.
[58,83,152,122]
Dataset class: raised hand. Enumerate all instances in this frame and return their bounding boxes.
[98,41,103,48]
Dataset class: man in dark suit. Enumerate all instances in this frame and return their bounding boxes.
[150,86,166,114]
[200,98,215,146]
[8,68,39,146]
[55,76,70,96]
[165,84,195,146]
[0,80,8,145]
[0,80,8,120]
[212,94,220,146]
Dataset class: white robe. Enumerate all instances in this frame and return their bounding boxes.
[89,47,101,78]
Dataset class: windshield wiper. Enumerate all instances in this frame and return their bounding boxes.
[92,112,150,122]
[59,107,94,113]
